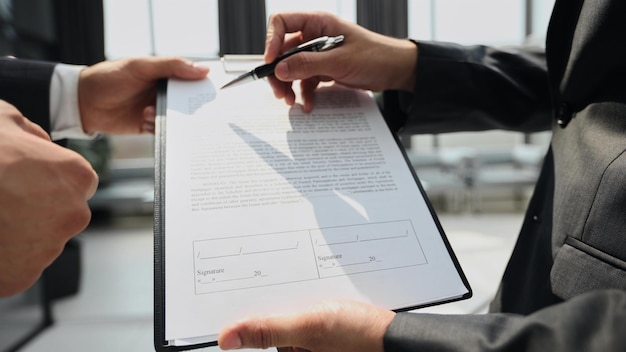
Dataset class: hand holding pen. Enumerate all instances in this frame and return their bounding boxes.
[263,12,418,112]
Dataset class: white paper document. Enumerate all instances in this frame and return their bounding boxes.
[156,61,470,349]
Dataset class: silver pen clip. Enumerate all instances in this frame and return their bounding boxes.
[318,35,345,51]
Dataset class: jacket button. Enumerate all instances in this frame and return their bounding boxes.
[557,102,575,128]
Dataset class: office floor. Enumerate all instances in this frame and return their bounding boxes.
[18,209,523,352]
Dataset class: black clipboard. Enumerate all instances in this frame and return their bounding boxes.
[153,77,472,351]
[154,79,216,351]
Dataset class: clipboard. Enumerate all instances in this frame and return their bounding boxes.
[153,59,472,351]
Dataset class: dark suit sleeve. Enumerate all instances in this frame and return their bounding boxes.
[383,41,552,135]
[0,58,57,133]
[384,289,626,351]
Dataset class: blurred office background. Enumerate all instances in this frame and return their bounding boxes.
[0,1,554,351]
[100,0,553,215]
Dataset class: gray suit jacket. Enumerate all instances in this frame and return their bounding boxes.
[383,0,626,350]
[0,58,56,132]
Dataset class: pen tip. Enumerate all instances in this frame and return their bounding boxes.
[219,80,236,90]
[220,72,254,90]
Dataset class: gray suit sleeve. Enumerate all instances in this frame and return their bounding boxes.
[384,289,626,352]
[0,58,56,133]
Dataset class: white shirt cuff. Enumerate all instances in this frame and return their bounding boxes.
[49,63,98,140]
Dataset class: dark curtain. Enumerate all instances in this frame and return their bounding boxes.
[8,0,104,65]
[8,0,57,59]
[357,0,408,38]
[218,0,266,55]
[54,0,105,65]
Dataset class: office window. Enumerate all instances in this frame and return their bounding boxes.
[103,0,151,58]
[266,0,356,23]
[407,0,434,40]
[409,0,525,45]
[530,0,556,44]
[151,0,219,58]
[103,0,219,59]
[103,1,557,59]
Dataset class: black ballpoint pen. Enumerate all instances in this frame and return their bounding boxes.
[220,35,345,89]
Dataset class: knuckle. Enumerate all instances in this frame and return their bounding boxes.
[3,105,26,124]
[37,244,66,266]
[49,200,92,237]
[65,203,92,234]
[299,315,324,347]
[249,321,278,349]
[74,203,93,229]
[27,121,51,140]
[64,155,99,195]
